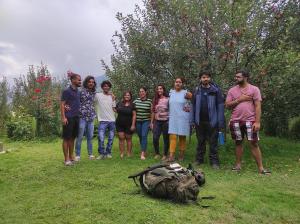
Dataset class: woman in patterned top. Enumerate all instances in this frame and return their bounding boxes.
[115,91,136,158]
[75,76,96,161]
[133,87,152,160]
[150,84,169,160]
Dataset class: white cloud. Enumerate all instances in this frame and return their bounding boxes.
[0,41,15,51]
[0,55,21,74]
[0,0,142,78]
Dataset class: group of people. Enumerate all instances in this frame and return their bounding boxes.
[60,70,271,174]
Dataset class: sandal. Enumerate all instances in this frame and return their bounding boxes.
[166,157,175,163]
[231,166,241,172]
[178,156,184,162]
[259,169,271,175]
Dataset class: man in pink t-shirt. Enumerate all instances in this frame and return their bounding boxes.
[226,70,271,175]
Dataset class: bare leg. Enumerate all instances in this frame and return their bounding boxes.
[68,138,75,161]
[62,139,69,162]
[249,141,264,172]
[235,140,243,169]
[125,134,132,156]
[118,132,125,158]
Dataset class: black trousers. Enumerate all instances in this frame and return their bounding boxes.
[195,122,219,165]
[153,120,169,156]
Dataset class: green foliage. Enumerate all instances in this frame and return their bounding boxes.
[255,1,300,136]
[103,0,300,136]
[257,49,300,136]
[6,107,35,141]
[11,64,64,137]
[289,117,300,140]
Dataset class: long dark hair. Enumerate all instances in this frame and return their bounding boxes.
[83,76,96,92]
[153,84,168,109]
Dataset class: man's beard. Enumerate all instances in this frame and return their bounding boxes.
[236,80,245,85]
[202,81,209,86]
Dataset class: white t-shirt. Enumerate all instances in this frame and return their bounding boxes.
[95,92,116,122]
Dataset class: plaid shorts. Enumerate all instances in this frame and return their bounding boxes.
[229,121,259,142]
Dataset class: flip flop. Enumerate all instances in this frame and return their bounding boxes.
[166,157,175,163]
[259,169,271,175]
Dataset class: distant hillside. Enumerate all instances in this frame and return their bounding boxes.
[95,75,108,86]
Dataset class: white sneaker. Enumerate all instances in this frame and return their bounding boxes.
[75,156,80,162]
[96,155,106,160]
[64,160,73,166]
[89,155,95,160]
[106,154,112,159]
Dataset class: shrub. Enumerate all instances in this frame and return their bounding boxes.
[6,108,35,141]
[288,117,300,140]
[6,120,34,141]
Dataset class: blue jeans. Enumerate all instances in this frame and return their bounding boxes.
[98,121,115,155]
[75,118,94,156]
[136,120,150,152]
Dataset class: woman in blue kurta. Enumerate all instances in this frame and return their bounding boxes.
[168,77,192,161]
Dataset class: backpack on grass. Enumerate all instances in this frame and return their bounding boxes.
[128,163,205,203]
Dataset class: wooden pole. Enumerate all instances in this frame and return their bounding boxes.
[0,142,3,152]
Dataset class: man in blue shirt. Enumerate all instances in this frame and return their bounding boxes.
[191,71,225,168]
[60,73,81,166]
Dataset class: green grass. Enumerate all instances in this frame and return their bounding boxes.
[0,135,299,224]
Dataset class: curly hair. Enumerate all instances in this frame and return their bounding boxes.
[101,80,112,88]
[83,76,96,92]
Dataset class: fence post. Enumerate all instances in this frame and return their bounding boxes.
[0,142,3,152]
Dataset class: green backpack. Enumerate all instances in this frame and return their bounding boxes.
[128,163,205,203]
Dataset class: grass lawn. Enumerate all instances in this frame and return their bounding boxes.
[0,134,299,224]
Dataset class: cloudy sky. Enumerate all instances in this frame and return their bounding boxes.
[0,0,142,81]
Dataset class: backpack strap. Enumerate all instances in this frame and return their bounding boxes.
[128,164,169,179]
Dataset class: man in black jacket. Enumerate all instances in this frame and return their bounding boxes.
[191,71,225,168]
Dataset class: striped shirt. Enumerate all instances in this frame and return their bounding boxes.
[133,98,152,121]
